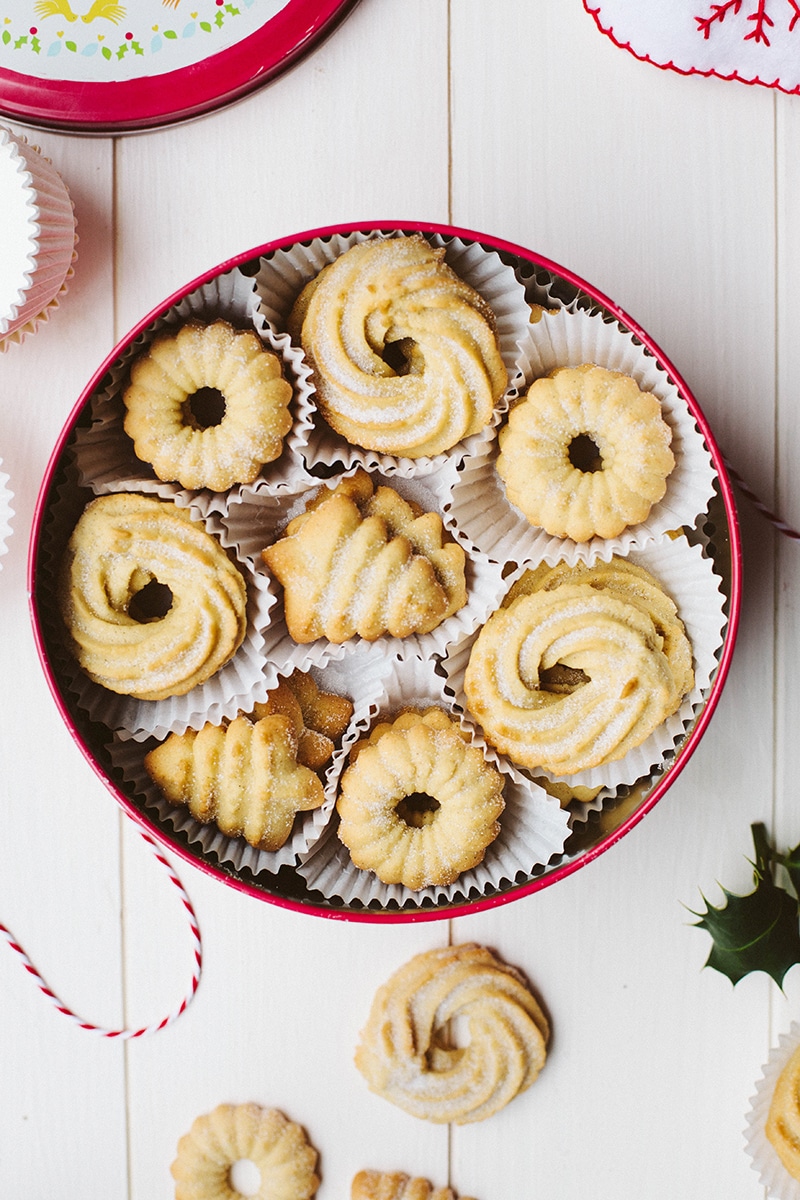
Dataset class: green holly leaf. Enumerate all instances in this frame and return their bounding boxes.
[776,836,800,898]
[690,823,800,987]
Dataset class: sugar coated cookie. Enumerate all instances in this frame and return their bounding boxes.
[58,492,247,701]
[496,363,675,541]
[355,943,548,1124]
[290,235,507,458]
[123,319,293,491]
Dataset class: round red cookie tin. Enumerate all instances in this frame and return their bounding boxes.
[28,222,742,922]
[0,0,361,134]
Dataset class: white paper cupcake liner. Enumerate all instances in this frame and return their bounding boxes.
[0,464,13,563]
[222,470,506,669]
[0,127,78,351]
[441,533,728,791]
[253,229,532,479]
[444,307,717,568]
[295,652,571,910]
[106,647,395,874]
[745,1023,800,1199]
[69,267,315,517]
[39,476,277,744]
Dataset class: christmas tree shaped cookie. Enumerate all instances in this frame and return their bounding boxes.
[262,470,467,643]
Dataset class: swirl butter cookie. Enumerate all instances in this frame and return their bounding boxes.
[58,493,247,701]
[464,559,693,775]
[355,943,548,1124]
[290,235,507,458]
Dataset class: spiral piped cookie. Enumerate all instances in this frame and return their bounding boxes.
[496,363,675,541]
[262,470,466,643]
[289,235,508,458]
[355,943,548,1124]
[463,558,693,775]
[58,493,247,701]
[123,319,293,491]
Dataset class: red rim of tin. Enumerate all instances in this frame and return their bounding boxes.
[0,0,361,135]
[27,221,743,922]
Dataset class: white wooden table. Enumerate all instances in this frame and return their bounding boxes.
[0,2,794,1196]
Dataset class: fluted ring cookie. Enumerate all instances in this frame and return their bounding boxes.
[123,319,293,491]
[289,235,508,458]
[463,565,693,775]
[355,943,548,1125]
[171,1103,319,1200]
[336,709,504,891]
[496,363,675,541]
[59,493,248,701]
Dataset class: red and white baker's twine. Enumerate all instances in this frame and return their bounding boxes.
[0,828,202,1038]
[723,456,800,541]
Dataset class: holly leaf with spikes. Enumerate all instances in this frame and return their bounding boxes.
[690,823,800,987]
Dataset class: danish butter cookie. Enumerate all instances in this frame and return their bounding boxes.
[123,319,293,491]
[352,1170,477,1200]
[58,492,247,701]
[496,363,675,541]
[290,235,507,458]
[171,1103,319,1200]
[337,709,504,890]
[251,669,354,770]
[355,943,548,1124]
[464,559,693,775]
[262,470,466,643]
[766,1042,800,1181]
[145,713,324,851]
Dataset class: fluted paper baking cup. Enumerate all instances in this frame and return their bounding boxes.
[295,653,571,910]
[0,464,13,564]
[441,533,727,791]
[445,307,716,567]
[0,127,77,351]
[70,267,315,516]
[253,229,531,479]
[106,648,394,874]
[222,469,505,669]
[745,1023,800,1199]
[38,480,277,743]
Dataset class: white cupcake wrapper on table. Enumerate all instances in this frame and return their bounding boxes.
[106,647,395,874]
[444,307,717,568]
[222,470,506,669]
[0,127,78,351]
[744,1023,800,1200]
[441,533,728,792]
[295,652,571,911]
[0,465,14,563]
[253,229,532,480]
[69,267,315,517]
[39,476,277,744]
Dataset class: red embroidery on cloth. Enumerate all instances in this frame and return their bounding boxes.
[696,0,800,43]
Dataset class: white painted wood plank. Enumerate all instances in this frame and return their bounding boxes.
[114,0,451,337]
[449,2,777,1197]
[0,127,128,1195]
[112,4,455,1199]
